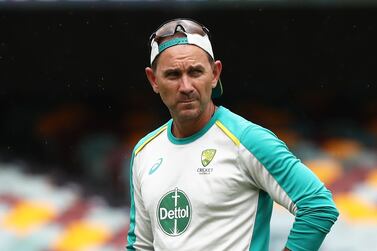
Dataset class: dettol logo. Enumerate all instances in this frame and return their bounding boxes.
[157,187,192,236]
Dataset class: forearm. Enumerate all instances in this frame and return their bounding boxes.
[285,190,339,251]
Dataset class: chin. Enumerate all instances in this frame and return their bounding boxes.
[175,106,201,121]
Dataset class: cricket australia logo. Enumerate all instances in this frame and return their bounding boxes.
[201,149,216,167]
[157,188,192,236]
[197,149,216,175]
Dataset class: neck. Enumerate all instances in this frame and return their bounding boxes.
[172,103,217,138]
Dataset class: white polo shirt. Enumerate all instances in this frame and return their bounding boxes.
[127,106,338,251]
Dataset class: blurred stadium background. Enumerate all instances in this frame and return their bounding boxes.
[1,0,377,250]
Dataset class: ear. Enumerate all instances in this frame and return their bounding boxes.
[211,60,223,88]
[145,67,159,94]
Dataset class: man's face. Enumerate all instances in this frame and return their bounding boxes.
[146,44,221,123]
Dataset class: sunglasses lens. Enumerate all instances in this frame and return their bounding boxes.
[151,19,208,44]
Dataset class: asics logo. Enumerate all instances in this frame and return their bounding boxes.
[149,158,163,175]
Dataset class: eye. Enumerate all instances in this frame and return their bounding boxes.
[189,68,203,77]
[164,70,181,79]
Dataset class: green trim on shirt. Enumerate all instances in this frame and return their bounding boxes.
[249,190,273,251]
[126,152,136,250]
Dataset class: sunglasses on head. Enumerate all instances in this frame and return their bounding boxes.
[149,18,210,46]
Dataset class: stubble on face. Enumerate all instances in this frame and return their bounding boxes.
[155,45,216,125]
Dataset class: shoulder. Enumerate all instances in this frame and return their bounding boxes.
[217,106,287,156]
[132,121,170,156]
[216,106,254,137]
[217,106,278,142]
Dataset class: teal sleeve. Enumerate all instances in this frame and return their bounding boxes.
[126,152,136,250]
[241,125,339,251]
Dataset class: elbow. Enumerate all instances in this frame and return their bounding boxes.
[295,190,340,232]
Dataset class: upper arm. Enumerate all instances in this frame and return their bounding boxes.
[239,125,339,250]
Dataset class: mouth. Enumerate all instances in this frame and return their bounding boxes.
[178,99,196,104]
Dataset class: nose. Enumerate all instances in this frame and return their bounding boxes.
[178,75,194,95]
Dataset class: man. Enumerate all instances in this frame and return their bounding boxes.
[127,18,339,251]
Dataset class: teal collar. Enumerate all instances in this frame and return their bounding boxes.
[167,106,223,145]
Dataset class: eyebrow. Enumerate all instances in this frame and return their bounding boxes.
[162,64,206,77]
[188,65,205,71]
